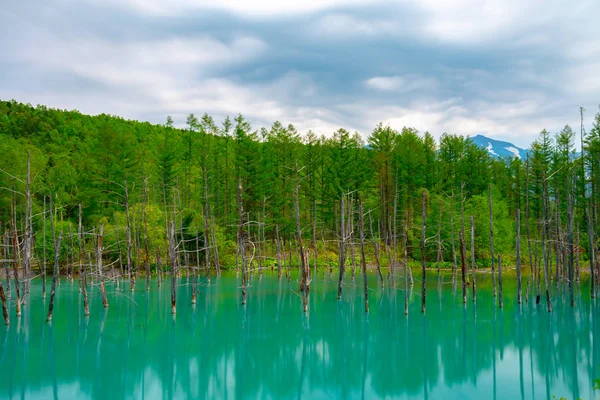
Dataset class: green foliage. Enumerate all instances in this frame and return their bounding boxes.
[2,99,599,271]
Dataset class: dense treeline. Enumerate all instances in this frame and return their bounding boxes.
[0,99,599,274]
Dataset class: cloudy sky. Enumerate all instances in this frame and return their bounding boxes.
[1,0,599,147]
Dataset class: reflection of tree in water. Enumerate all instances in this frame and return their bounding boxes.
[0,275,598,399]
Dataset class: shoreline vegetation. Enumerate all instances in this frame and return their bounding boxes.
[1,99,599,320]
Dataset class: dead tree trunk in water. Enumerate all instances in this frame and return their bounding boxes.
[12,230,21,317]
[498,254,503,308]
[78,207,89,317]
[143,178,150,292]
[420,190,427,313]
[22,151,31,305]
[587,208,595,298]
[237,180,247,305]
[359,202,369,313]
[470,216,476,303]
[3,233,10,300]
[459,233,467,304]
[516,209,522,304]
[295,163,309,312]
[169,221,177,314]
[449,199,458,281]
[192,230,199,304]
[42,197,47,298]
[489,185,496,297]
[275,224,282,279]
[337,194,346,300]
[97,225,108,308]
[403,223,409,316]
[542,176,552,312]
[0,283,8,325]
[125,180,134,292]
[567,178,575,307]
[203,203,211,284]
[47,198,62,321]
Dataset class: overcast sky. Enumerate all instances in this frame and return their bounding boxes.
[1,0,599,147]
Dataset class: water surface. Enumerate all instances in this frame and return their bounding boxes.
[0,272,598,399]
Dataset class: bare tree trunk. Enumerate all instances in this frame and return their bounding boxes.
[567,177,575,307]
[498,254,503,308]
[3,232,10,300]
[403,224,409,316]
[0,283,8,325]
[47,197,61,321]
[542,176,552,312]
[420,190,427,313]
[587,208,595,298]
[489,184,496,297]
[143,177,151,292]
[125,180,134,292]
[459,233,467,304]
[237,180,247,305]
[22,151,32,305]
[470,216,476,303]
[359,201,369,313]
[12,230,21,317]
[449,198,458,281]
[275,224,282,279]
[97,225,108,308]
[78,206,89,317]
[193,230,199,304]
[337,195,346,300]
[169,221,177,314]
[516,209,522,304]
[203,203,211,284]
[295,163,309,312]
[114,221,122,290]
[42,197,47,298]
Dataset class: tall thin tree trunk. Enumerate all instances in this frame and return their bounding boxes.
[237,180,247,305]
[12,230,21,318]
[0,283,8,325]
[3,233,10,300]
[403,224,409,315]
[587,208,595,298]
[97,225,108,308]
[295,163,309,312]
[193,230,199,304]
[169,221,177,314]
[337,195,346,300]
[359,201,369,313]
[22,151,32,305]
[79,205,89,317]
[459,233,467,304]
[125,180,134,292]
[498,254,503,308]
[489,184,496,297]
[542,177,552,312]
[470,215,476,302]
[420,190,427,313]
[143,177,150,291]
[516,209,522,304]
[47,197,62,321]
[275,224,282,279]
[42,197,47,298]
[450,197,458,281]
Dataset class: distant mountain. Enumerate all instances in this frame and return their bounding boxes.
[471,134,529,160]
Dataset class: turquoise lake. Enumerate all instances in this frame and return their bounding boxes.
[0,272,598,399]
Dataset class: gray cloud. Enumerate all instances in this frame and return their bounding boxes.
[1,0,599,148]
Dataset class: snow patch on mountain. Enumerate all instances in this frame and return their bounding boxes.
[505,146,521,159]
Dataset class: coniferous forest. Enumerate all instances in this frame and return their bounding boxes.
[1,99,600,318]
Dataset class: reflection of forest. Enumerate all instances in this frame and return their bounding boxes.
[0,274,598,399]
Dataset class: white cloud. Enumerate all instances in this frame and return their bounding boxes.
[94,0,379,17]
[365,74,437,92]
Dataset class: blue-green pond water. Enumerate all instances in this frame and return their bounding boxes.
[0,272,598,399]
